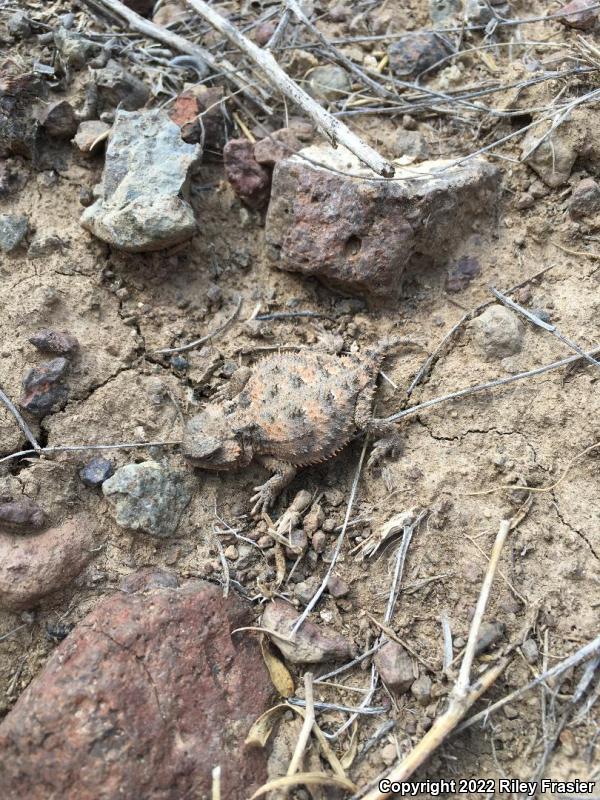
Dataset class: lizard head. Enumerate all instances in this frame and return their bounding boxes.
[182,405,251,470]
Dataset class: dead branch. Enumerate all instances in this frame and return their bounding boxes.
[184,0,395,177]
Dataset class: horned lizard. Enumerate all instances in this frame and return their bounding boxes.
[182,342,401,515]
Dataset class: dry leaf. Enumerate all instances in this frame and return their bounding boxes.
[260,635,295,697]
[245,703,289,748]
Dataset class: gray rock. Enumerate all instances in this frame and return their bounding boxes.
[8,11,32,39]
[521,638,539,664]
[474,620,505,654]
[472,306,524,360]
[79,457,114,488]
[395,129,429,161]
[0,214,28,252]
[294,575,321,605]
[80,109,201,251]
[568,177,600,218]
[307,65,351,102]
[94,59,150,111]
[429,0,461,22]
[327,574,349,598]
[102,460,191,538]
[266,144,500,300]
[374,641,415,693]
[388,33,451,77]
[411,674,432,705]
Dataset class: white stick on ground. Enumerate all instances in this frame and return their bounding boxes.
[360,518,513,799]
[185,0,395,177]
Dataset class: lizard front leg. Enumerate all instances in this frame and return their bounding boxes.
[250,457,297,516]
[354,388,403,468]
[212,366,252,403]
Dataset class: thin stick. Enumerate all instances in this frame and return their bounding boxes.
[287,672,314,776]
[314,642,385,684]
[291,437,369,635]
[152,297,242,355]
[377,345,600,426]
[455,520,510,695]
[0,386,40,452]
[458,633,600,732]
[90,0,271,114]
[384,510,427,624]
[441,614,453,671]
[490,287,600,373]
[0,440,181,465]
[360,517,516,799]
[211,766,221,800]
[184,0,395,177]
[210,528,230,598]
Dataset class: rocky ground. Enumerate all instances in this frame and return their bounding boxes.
[0,0,599,798]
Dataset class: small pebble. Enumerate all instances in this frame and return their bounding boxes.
[20,357,69,417]
[521,638,539,664]
[474,620,505,655]
[568,177,600,219]
[558,0,598,29]
[380,743,397,766]
[29,329,79,356]
[411,674,432,706]
[223,545,238,560]
[311,531,327,554]
[327,574,349,598]
[471,306,524,360]
[0,214,28,253]
[307,65,351,102]
[79,457,114,488]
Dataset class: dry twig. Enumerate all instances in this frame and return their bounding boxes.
[184,0,395,176]
[360,515,520,799]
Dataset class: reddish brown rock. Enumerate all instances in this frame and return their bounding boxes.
[168,85,228,152]
[29,328,79,355]
[0,513,97,610]
[0,66,47,159]
[0,580,272,799]
[254,127,302,167]
[266,144,500,300]
[20,357,69,417]
[262,598,354,663]
[254,21,276,46]
[568,177,600,218]
[223,138,271,210]
[0,497,45,532]
[374,641,415,693]
[557,0,598,29]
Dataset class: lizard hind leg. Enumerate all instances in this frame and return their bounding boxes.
[354,387,403,468]
[250,457,297,517]
[211,366,252,403]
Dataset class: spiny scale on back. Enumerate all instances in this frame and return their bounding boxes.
[231,349,381,466]
[182,343,400,516]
